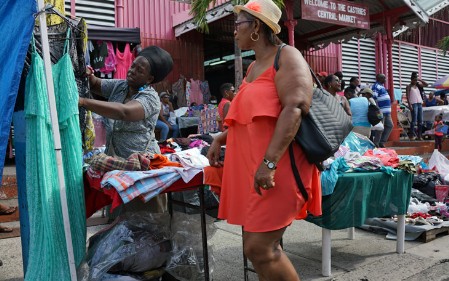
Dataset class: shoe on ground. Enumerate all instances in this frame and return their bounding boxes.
[379,143,385,148]
[410,136,417,141]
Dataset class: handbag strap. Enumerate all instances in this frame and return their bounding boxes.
[288,143,309,202]
[273,43,323,89]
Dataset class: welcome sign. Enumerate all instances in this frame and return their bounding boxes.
[302,0,370,29]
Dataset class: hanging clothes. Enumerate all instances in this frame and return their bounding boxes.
[172,77,187,107]
[188,78,203,105]
[114,43,133,79]
[185,80,191,106]
[24,31,86,280]
[28,19,90,151]
[201,80,211,104]
[99,41,116,75]
[90,41,108,71]
[44,0,65,26]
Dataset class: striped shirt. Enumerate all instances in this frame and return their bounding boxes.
[371,82,391,115]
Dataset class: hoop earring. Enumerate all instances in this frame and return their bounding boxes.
[250,32,259,42]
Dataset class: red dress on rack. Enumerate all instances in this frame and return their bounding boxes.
[218,64,322,232]
[114,43,133,79]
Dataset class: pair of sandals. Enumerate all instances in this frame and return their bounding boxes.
[0,206,17,233]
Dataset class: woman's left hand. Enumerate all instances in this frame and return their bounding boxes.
[253,162,275,196]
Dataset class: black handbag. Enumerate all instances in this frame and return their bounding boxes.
[367,100,383,126]
[274,44,353,201]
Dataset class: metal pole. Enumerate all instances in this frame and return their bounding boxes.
[36,1,77,280]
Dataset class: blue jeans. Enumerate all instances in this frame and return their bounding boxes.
[410,103,423,138]
[373,113,393,146]
[156,120,179,141]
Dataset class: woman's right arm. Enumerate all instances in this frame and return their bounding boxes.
[207,130,228,167]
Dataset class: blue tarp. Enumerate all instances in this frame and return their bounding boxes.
[0,0,35,183]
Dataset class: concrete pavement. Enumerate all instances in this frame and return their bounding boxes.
[1,214,449,281]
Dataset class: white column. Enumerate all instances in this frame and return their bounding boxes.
[322,228,332,277]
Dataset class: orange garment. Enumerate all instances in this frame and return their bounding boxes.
[218,98,230,131]
[220,64,322,232]
[203,166,223,195]
[149,154,183,169]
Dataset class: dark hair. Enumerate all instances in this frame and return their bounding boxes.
[220,83,234,95]
[324,75,337,87]
[334,71,343,79]
[411,72,418,80]
[349,77,358,83]
[344,87,356,96]
[240,11,282,46]
[376,73,386,81]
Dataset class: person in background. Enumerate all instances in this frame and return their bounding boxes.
[156,92,179,141]
[440,92,449,105]
[406,72,425,140]
[334,71,345,95]
[433,113,445,151]
[347,76,361,94]
[324,74,351,116]
[347,87,371,138]
[217,83,236,131]
[371,73,392,148]
[207,0,321,279]
[424,91,443,107]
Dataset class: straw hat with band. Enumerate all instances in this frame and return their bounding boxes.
[234,0,282,34]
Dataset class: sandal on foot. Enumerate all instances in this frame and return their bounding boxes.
[0,225,13,233]
[0,206,17,216]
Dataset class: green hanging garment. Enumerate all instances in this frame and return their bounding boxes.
[52,28,86,265]
[24,30,86,280]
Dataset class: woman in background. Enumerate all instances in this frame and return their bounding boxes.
[156,92,179,141]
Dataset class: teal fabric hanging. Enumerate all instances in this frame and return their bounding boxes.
[52,28,86,266]
[24,30,85,280]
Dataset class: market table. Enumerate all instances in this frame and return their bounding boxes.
[85,169,217,280]
[306,170,413,277]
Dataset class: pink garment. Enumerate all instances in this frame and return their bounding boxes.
[99,42,116,74]
[409,86,423,104]
[114,43,133,79]
[363,148,399,167]
[188,79,203,105]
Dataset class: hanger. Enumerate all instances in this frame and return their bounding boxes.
[34,4,86,36]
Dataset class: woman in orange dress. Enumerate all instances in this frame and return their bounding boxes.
[207,0,322,280]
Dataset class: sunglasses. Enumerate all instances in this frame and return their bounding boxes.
[234,20,254,29]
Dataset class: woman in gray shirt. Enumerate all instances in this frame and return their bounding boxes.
[79,46,173,158]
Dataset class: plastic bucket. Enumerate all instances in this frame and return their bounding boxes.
[435,185,449,202]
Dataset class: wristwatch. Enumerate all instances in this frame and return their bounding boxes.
[263,158,277,170]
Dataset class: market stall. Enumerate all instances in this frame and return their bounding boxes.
[307,170,413,276]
